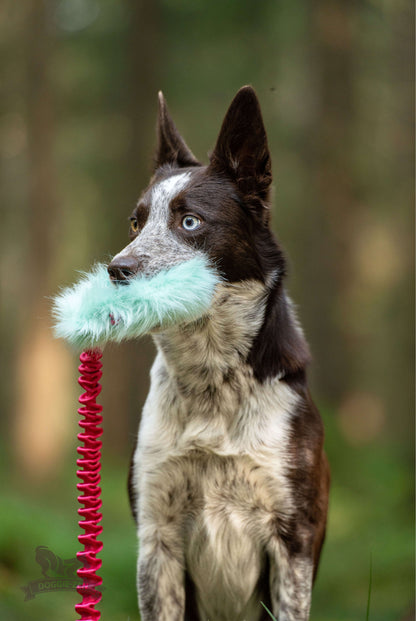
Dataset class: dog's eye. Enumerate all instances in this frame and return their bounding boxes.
[130,218,139,233]
[182,215,201,231]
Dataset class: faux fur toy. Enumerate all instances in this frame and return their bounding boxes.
[52,256,219,349]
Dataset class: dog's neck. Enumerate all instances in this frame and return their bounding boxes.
[153,280,267,401]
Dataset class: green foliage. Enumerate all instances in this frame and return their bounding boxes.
[0,412,413,620]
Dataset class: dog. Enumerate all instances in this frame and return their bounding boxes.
[107,86,330,621]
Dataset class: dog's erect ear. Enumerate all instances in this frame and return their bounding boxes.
[155,92,200,170]
[209,86,272,201]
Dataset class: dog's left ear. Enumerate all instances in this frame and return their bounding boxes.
[209,86,272,203]
[155,91,201,170]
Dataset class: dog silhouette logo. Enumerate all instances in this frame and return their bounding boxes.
[35,545,81,579]
[21,546,86,600]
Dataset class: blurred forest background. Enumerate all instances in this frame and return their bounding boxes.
[0,0,414,620]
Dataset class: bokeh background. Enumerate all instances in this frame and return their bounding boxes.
[0,1,414,620]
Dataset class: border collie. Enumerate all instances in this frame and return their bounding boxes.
[108,86,330,621]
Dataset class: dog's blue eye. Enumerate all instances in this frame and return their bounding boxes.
[182,215,201,231]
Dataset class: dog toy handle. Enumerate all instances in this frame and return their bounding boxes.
[75,349,103,621]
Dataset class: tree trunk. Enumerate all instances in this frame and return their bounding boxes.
[304,0,355,401]
[14,0,72,482]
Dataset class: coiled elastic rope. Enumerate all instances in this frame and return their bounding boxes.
[75,349,103,620]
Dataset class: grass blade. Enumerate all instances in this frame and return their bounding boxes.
[261,601,278,620]
[366,553,373,621]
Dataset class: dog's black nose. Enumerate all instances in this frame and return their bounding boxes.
[107,256,139,283]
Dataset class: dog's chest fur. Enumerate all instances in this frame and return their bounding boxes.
[133,282,300,620]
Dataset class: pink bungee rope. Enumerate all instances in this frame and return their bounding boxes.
[75,349,104,621]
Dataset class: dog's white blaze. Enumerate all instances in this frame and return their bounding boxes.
[150,171,191,215]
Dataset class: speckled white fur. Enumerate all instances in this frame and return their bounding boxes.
[131,280,305,621]
[112,172,199,276]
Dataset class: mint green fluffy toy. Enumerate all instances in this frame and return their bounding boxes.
[52,257,219,350]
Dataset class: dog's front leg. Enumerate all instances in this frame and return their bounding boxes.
[137,524,185,621]
[269,540,314,621]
